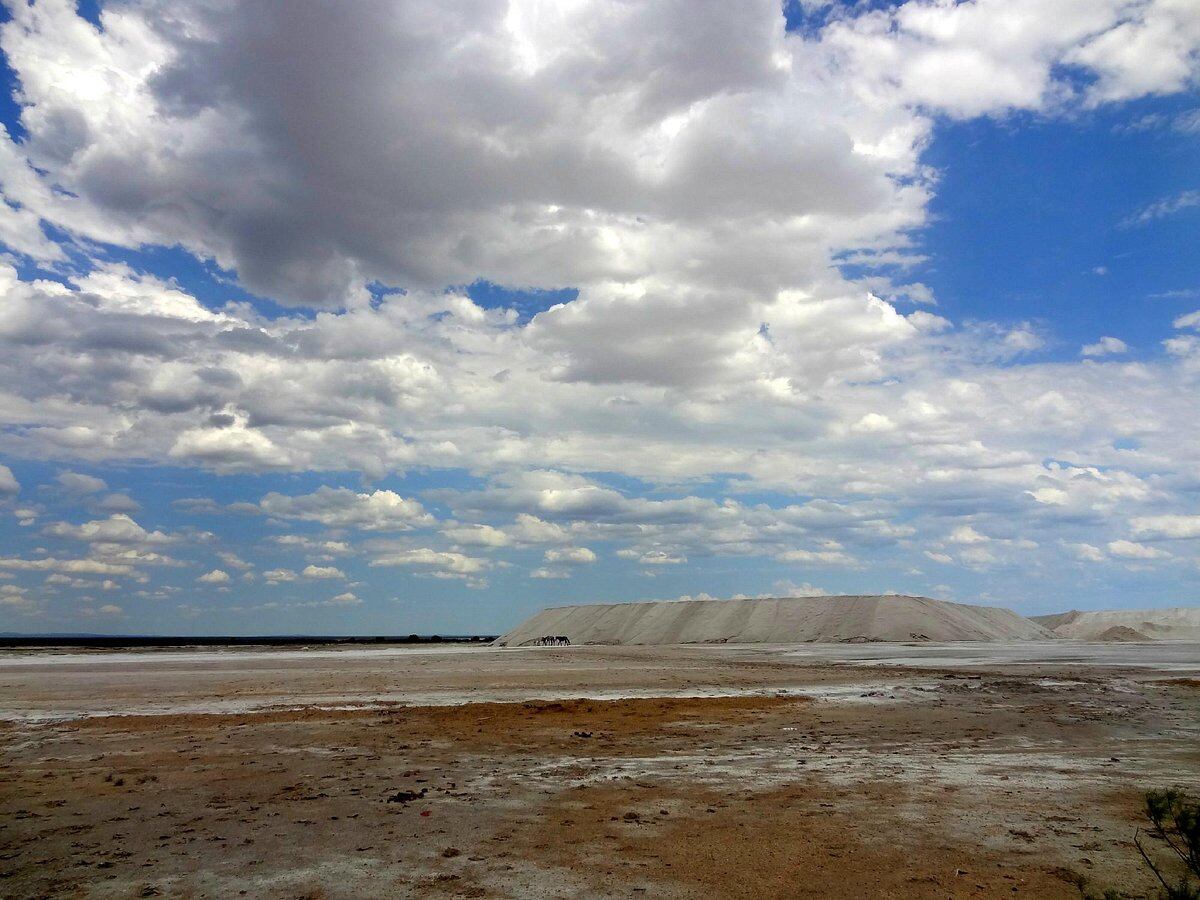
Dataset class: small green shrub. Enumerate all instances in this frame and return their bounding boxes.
[1136,788,1200,900]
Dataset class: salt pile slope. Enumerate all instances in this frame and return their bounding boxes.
[498,595,1054,646]
[1033,607,1200,641]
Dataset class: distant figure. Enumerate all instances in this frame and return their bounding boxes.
[533,635,571,646]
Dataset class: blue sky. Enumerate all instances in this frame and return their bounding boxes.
[918,96,1200,354]
[0,0,1197,634]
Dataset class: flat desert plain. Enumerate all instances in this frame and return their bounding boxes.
[1,642,1199,898]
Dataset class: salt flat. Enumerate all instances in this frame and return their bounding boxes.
[1,643,1198,898]
[3,640,1198,721]
[767,640,1200,672]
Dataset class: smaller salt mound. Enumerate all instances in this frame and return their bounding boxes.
[1093,625,1150,642]
[1033,607,1200,641]
[497,595,1053,646]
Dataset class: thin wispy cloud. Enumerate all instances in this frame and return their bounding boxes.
[1121,190,1200,227]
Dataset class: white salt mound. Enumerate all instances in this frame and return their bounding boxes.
[497,595,1054,646]
[1033,607,1200,641]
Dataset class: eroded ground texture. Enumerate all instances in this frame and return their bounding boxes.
[1,643,1198,898]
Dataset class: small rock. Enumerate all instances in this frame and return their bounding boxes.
[386,789,428,804]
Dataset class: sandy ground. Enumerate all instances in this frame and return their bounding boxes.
[1,642,1198,898]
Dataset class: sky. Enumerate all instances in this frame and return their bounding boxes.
[0,0,1198,636]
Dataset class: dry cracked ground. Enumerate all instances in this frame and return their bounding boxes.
[1,644,1198,898]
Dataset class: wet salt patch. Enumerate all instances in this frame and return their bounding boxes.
[1035,678,1091,688]
[0,678,962,724]
[262,743,374,757]
[770,641,1200,674]
[516,743,1196,796]
[0,697,309,724]
[0,684,813,723]
[1108,680,1141,693]
[799,682,942,704]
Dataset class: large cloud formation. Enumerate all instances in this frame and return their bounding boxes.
[0,0,1198,619]
[6,0,1196,307]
